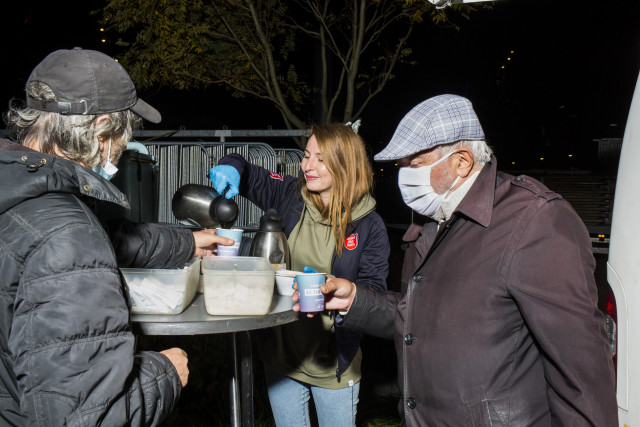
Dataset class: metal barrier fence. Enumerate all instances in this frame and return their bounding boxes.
[145,141,304,230]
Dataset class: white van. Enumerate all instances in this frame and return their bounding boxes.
[607,72,640,425]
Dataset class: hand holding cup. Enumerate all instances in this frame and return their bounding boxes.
[215,227,244,256]
[293,274,357,318]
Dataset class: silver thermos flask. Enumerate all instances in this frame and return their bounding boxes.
[171,184,238,229]
[249,208,290,271]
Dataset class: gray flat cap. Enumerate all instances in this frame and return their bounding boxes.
[374,94,484,161]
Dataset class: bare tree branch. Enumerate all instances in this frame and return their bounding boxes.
[101,0,476,146]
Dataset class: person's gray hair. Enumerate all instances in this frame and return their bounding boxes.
[5,81,142,167]
[436,139,493,166]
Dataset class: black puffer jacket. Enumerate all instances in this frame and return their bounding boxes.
[0,139,194,426]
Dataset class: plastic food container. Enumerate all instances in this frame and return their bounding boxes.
[202,256,275,315]
[121,257,201,315]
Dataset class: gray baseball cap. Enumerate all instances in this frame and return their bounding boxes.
[25,47,161,123]
[374,94,484,161]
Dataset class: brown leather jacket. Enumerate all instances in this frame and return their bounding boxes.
[340,157,617,426]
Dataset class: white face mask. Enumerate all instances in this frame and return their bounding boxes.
[92,138,119,180]
[398,150,459,217]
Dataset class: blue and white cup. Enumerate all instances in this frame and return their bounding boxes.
[296,273,326,312]
[216,227,243,257]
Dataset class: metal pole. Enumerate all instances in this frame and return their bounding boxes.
[229,333,241,427]
[133,129,311,139]
[239,331,254,427]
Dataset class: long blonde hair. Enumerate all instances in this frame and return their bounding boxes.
[301,123,374,255]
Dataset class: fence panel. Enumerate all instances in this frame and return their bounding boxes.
[147,141,303,230]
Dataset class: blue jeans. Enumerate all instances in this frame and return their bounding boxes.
[263,364,360,427]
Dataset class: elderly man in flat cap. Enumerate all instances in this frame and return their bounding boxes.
[298,94,618,426]
[0,48,234,426]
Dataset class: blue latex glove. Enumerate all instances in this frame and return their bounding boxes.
[209,165,240,199]
[294,266,319,289]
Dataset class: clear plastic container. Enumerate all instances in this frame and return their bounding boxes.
[121,257,200,315]
[201,256,275,315]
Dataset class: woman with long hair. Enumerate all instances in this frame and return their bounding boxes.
[209,123,389,426]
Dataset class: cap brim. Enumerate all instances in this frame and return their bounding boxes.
[373,135,418,162]
[131,97,161,123]
[373,146,402,162]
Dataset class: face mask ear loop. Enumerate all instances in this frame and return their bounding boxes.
[107,138,113,163]
[441,150,461,199]
[443,176,461,199]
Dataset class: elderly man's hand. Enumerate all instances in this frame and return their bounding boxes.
[160,347,189,388]
[192,229,235,257]
[292,277,356,318]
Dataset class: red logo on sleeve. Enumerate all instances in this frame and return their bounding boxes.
[344,233,358,250]
[269,172,284,181]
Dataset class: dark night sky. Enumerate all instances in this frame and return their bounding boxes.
[2,0,640,172]
[363,0,640,171]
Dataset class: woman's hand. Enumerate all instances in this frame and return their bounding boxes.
[192,229,235,257]
[209,165,240,198]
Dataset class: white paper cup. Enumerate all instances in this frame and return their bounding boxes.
[217,245,240,257]
[216,227,243,257]
[275,269,300,296]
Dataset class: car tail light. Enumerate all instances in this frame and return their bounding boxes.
[604,288,617,374]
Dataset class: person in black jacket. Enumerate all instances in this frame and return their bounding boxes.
[209,123,389,427]
[0,48,233,426]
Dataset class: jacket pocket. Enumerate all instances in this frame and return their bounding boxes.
[36,391,80,426]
